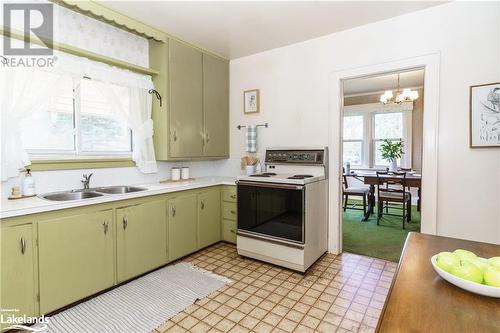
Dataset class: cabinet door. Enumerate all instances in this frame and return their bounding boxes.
[222,219,237,244]
[203,54,229,157]
[116,200,167,282]
[38,210,114,314]
[169,39,203,158]
[168,193,198,261]
[198,187,221,248]
[1,224,36,321]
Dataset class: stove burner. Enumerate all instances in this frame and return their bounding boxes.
[250,172,277,178]
[287,174,314,179]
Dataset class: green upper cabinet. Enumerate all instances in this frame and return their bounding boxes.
[1,224,36,323]
[198,187,222,248]
[168,192,198,261]
[202,54,229,157]
[38,209,114,314]
[169,39,204,158]
[116,200,168,282]
[150,38,229,161]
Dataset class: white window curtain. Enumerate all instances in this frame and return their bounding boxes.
[0,67,66,181]
[55,52,158,174]
[0,51,157,181]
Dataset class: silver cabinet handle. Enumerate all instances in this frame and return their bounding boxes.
[20,237,26,255]
[230,210,236,214]
[172,130,177,142]
[206,133,210,143]
[102,221,109,234]
[123,216,128,230]
[230,194,236,199]
[201,201,205,210]
[172,206,176,217]
[230,229,236,234]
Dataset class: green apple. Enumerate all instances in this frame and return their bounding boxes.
[487,257,500,269]
[467,257,491,273]
[483,266,500,287]
[436,252,460,273]
[450,262,483,284]
[453,249,477,262]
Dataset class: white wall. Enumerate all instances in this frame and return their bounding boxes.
[225,2,500,244]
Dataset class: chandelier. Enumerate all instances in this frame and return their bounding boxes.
[380,73,419,104]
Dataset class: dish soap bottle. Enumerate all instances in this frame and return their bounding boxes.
[23,169,35,196]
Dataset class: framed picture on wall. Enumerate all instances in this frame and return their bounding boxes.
[244,89,259,114]
[470,82,500,147]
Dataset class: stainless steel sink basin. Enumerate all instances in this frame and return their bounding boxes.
[40,191,104,201]
[94,186,148,194]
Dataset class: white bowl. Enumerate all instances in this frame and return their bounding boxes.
[431,255,500,298]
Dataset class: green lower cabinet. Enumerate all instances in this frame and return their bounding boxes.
[1,224,36,328]
[116,200,167,282]
[168,193,198,261]
[222,219,237,244]
[38,209,114,314]
[197,187,221,249]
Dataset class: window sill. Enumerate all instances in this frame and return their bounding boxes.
[28,158,135,171]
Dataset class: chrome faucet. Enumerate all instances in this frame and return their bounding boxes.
[81,173,93,189]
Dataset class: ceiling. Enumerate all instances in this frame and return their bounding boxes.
[100,1,445,59]
[343,69,425,96]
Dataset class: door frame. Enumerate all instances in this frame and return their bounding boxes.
[327,53,441,254]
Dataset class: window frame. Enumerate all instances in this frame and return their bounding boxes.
[24,76,133,161]
[343,105,412,169]
[342,114,366,167]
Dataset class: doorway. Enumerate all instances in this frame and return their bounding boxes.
[327,53,440,258]
[340,69,423,262]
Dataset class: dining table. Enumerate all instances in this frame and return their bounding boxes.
[343,170,422,221]
[376,232,500,332]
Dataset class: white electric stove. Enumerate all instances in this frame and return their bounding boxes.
[236,148,329,272]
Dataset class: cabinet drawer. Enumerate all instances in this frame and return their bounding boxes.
[222,186,237,202]
[222,219,237,244]
[223,202,237,221]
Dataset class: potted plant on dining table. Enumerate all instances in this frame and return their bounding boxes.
[380,139,404,171]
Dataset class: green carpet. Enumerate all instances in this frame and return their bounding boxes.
[342,200,420,263]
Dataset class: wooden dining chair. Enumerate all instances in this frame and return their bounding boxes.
[376,171,412,229]
[342,168,370,215]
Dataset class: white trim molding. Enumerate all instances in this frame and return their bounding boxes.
[327,53,441,254]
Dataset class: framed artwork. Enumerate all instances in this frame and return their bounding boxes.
[244,89,259,114]
[470,82,500,147]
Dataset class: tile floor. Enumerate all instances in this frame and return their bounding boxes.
[154,243,397,333]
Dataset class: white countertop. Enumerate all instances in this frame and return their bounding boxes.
[0,176,236,219]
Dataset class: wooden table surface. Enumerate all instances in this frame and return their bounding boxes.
[376,232,500,333]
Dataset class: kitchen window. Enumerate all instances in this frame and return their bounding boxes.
[343,103,412,168]
[2,50,157,181]
[20,74,132,158]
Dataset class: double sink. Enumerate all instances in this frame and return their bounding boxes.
[39,186,148,201]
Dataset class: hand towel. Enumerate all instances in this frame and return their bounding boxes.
[245,125,257,153]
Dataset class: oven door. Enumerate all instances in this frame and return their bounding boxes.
[236,181,305,245]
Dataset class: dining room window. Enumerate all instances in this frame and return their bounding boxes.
[342,115,365,166]
[343,106,411,168]
[373,112,404,167]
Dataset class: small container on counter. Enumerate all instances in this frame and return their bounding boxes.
[23,169,36,196]
[171,167,181,181]
[245,165,256,175]
[181,167,190,180]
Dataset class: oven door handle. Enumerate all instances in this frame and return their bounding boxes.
[236,180,304,190]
